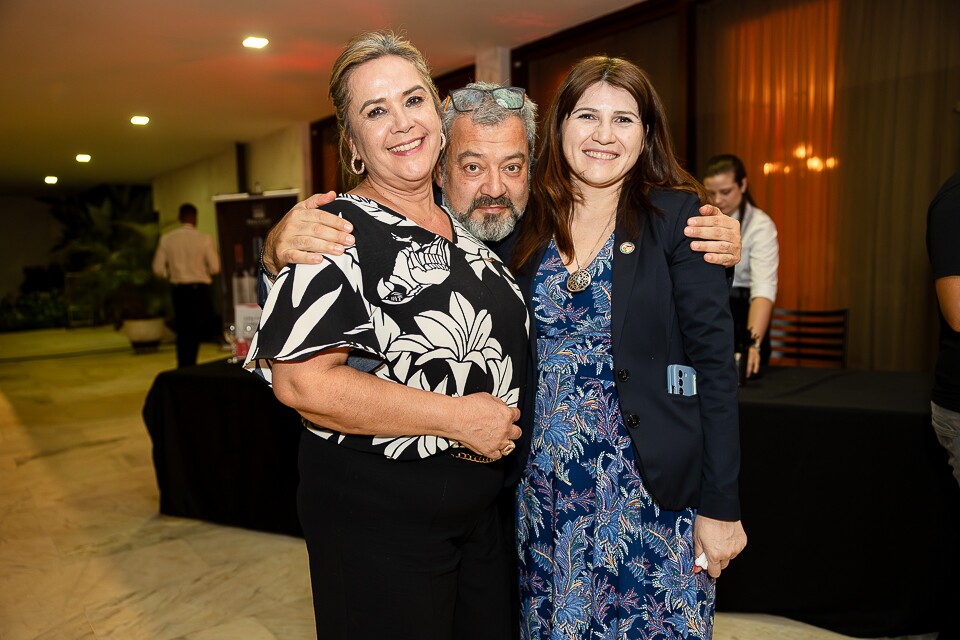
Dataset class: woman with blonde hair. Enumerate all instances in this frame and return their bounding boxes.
[245,31,527,640]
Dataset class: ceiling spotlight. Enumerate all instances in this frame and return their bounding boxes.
[76,154,91,163]
[45,176,58,184]
[243,36,269,49]
[131,115,150,126]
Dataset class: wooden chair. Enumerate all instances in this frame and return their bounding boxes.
[769,308,849,368]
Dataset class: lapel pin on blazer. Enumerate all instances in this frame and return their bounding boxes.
[619,242,636,254]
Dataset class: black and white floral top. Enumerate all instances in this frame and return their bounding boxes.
[244,194,529,460]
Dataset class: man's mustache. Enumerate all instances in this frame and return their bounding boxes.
[471,195,516,212]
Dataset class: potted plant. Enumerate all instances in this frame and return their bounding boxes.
[48,185,170,350]
[107,272,170,352]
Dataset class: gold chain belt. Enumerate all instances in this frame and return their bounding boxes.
[450,450,496,464]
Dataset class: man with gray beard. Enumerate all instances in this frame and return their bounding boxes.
[436,83,533,244]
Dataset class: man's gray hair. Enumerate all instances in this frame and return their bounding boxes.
[440,81,538,172]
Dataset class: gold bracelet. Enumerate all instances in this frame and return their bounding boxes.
[450,450,496,464]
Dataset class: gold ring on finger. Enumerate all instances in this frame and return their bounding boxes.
[501,442,516,456]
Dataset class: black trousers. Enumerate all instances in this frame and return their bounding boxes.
[730,287,771,366]
[297,431,511,640]
[497,485,520,640]
[171,283,212,368]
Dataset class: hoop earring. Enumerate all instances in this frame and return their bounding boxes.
[439,132,447,151]
[350,154,365,175]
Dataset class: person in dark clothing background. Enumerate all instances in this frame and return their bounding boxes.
[927,171,960,489]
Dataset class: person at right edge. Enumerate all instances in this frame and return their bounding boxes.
[927,171,960,490]
[703,154,779,378]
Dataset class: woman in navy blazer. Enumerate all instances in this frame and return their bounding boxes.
[509,57,745,639]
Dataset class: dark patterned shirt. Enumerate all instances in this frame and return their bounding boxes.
[246,194,529,459]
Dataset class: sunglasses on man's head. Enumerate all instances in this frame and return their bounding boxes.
[443,87,526,112]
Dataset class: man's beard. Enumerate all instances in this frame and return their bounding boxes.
[444,194,523,242]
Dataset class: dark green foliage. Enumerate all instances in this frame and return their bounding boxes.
[2,184,165,332]
[0,264,69,331]
[0,291,67,331]
[45,184,167,327]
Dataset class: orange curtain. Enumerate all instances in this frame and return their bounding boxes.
[696,0,960,371]
[696,0,839,312]
[832,0,960,371]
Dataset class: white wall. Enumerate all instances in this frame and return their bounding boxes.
[246,124,310,199]
[151,123,311,243]
[151,147,238,238]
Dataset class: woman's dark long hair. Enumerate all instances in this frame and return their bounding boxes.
[511,56,706,273]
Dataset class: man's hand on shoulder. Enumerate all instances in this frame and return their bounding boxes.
[685,205,742,268]
[263,192,355,274]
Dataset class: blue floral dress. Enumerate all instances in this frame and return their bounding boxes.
[517,235,716,640]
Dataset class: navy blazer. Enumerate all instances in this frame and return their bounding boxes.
[500,189,741,521]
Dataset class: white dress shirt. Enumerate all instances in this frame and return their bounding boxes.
[152,223,221,285]
[731,202,778,303]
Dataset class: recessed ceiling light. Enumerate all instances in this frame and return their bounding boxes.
[45,176,58,184]
[131,115,150,126]
[243,36,268,49]
[76,154,91,163]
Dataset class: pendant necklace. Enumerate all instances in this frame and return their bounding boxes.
[566,217,614,293]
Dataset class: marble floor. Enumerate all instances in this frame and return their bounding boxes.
[0,327,938,639]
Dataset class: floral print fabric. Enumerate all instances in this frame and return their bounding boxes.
[517,236,715,639]
[245,194,529,459]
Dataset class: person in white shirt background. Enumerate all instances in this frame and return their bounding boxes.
[152,203,221,367]
[703,154,779,379]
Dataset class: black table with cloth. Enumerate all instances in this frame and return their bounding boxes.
[719,366,960,637]
[142,358,303,537]
[142,362,960,636]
